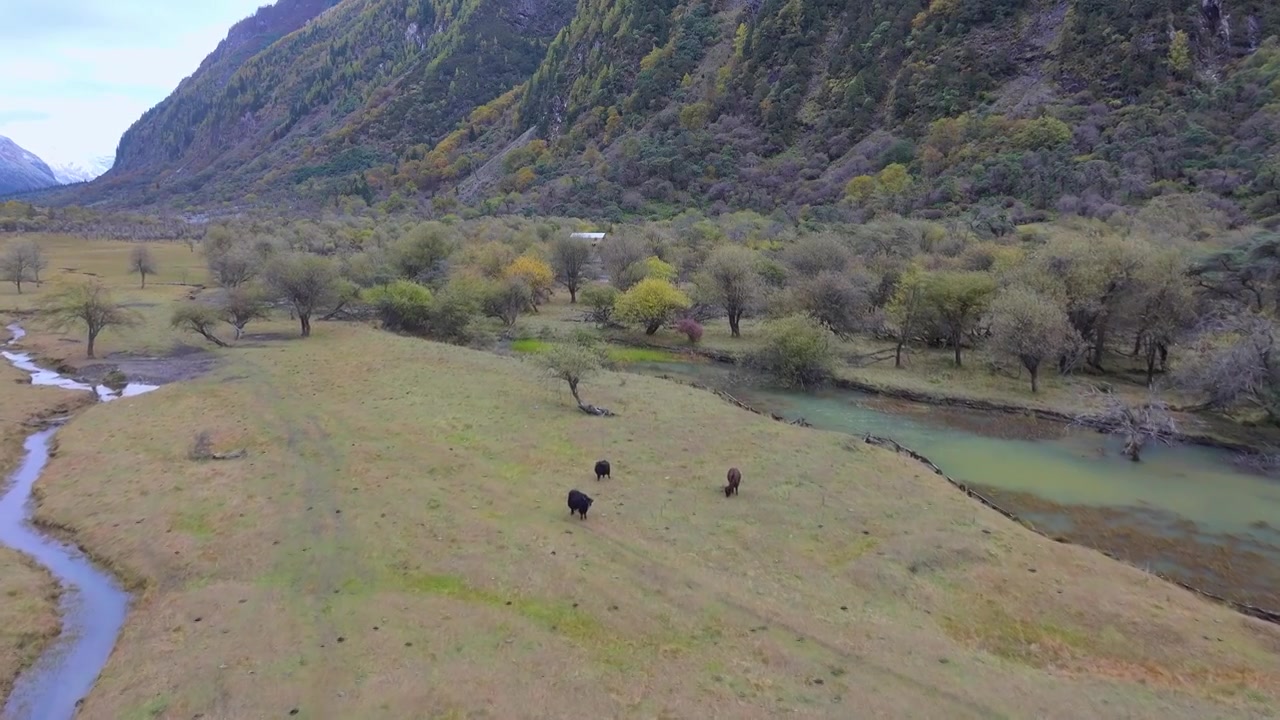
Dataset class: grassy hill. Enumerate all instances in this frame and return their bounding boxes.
[19,0,1279,224]
[0,236,1278,717]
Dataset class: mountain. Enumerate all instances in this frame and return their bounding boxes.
[50,156,115,185]
[49,0,1280,225]
[0,135,60,196]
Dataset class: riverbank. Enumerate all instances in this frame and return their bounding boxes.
[515,296,1280,453]
[643,366,1280,626]
[596,334,1276,454]
[22,320,1280,718]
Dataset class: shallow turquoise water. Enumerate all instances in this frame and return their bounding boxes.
[630,360,1280,608]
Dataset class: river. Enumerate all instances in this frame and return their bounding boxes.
[626,359,1280,614]
[0,325,156,720]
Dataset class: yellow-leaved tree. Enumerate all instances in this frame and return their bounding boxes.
[504,255,555,310]
[615,278,691,335]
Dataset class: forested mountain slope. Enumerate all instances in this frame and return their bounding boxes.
[41,0,1280,226]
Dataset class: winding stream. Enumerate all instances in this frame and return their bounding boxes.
[1,325,156,720]
[627,359,1280,613]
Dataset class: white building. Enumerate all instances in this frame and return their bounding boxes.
[570,232,607,245]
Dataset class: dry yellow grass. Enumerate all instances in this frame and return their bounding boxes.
[23,320,1280,719]
[0,233,208,364]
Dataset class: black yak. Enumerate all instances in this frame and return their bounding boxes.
[725,467,741,497]
[568,489,594,519]
[594,459,611,481]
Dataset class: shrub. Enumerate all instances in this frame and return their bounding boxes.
[364,280,434,333]
[580,283,621,327]
[746,315,834,389]
[675,317,704,344]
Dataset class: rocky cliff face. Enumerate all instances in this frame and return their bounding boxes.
[0,136,59,196]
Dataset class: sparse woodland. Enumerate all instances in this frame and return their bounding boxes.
[13,195,1259,431]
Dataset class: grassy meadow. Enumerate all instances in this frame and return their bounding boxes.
[0,234,1279,717]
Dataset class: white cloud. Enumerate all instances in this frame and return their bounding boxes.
[0,0,269,168]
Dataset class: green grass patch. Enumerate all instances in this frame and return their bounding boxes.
[605,347,680,364]
[511,338,678,364]
[509,338,551,354]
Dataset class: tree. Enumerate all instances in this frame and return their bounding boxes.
[483,277,533,327]
[264,253,341,337]
[599,233,649,290]
[695,245,762,338]
[538,339,613,416]
[171,303,228,347]
[1168,30,1192,79]
[551,237,592,303]
[221,286,271,340]
[886,264,930,368]
[40,280,139,359]
[923,271,997,367]
[392,222,455,283]
[988,287,1079,393]
[1,242,36,293]
[2,240,49,288]
[1018,235,1144,370]
[580,283,620,327]
[1076,390,1178,462]
[1179,313,1280,422]
[792,270,875,339]
[364,280,434,333]
[783,235,851,277]
[207,245,261,288]
[746,315,835,390]
[503,255,555,310]
[27,242,47,285]
[1125,251,1198,386]
[614,278,691,335]
[129,245,157,288]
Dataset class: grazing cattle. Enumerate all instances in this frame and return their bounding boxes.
[725,467,741,497]
[567,489,594,519]
[594,459,611,481]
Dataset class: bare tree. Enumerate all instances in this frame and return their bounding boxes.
[129,245,157,288]
[23,241,47,285]
[208,245,261,288]
[0,243,36,293]
[695,245,763,337]
[1075,390,1179,462]
[40,280,139,358]
[1178,312,1280,421]
[551,237,592,303]
[788,270,877,340]
[264,253,340,337]
[221,286,271,340]
[599,233,649,290]
[171,303,228,347]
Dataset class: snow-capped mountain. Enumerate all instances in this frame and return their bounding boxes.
[49,156,114,185]
[0,135,60,195]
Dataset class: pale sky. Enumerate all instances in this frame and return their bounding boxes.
[0,0,270,169]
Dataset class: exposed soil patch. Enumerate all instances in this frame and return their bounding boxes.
[75,344,218,386]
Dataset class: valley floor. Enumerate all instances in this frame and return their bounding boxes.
[0,235,1278,717]
[18,320,1280,719]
